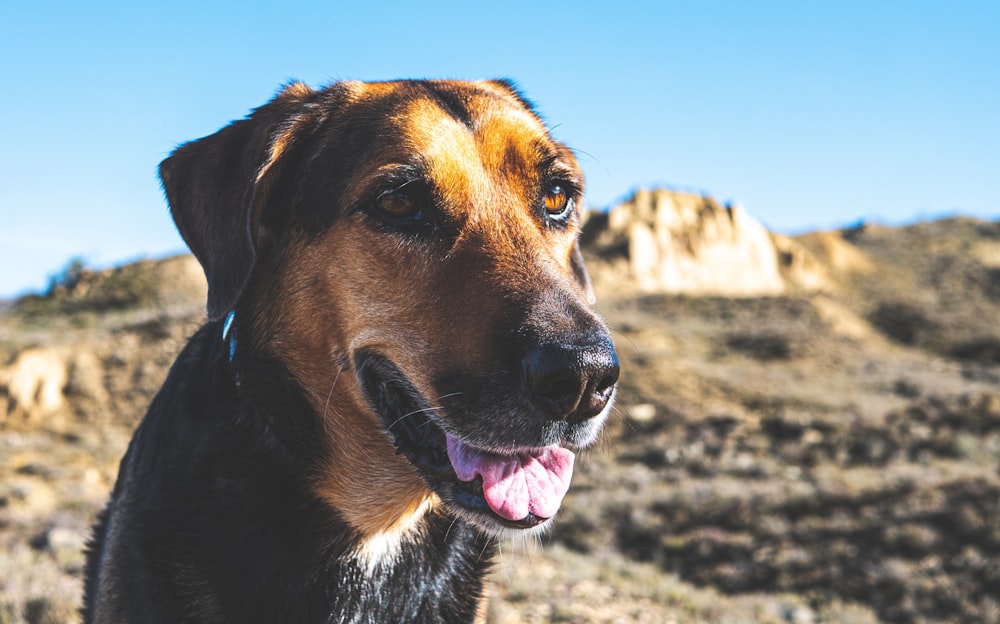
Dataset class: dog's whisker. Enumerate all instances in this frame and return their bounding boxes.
[323,361,346,417]
[385,405,446,432]
[320,361,347,437]
[388,392,464,428]
[475,538,494,567]
[443,516,459,543]
[415,420,440,430]
[610,328,640,355]
[567,146,611,177]
[497,539,514,585]
[381,392,460,431]
[493,540,511,584]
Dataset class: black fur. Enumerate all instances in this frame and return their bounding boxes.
[82,321,493,623]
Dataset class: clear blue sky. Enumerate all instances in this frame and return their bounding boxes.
[1,1,997,297]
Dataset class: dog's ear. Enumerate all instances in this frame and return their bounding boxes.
[570,241,596,305]
[159,82,316,321]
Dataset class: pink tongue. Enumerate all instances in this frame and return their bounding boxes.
[445,434,575,522]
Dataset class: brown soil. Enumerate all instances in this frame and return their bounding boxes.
[2,217,999,623]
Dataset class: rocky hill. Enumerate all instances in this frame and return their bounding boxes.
[581,188,831,297]
[2,190,999,623]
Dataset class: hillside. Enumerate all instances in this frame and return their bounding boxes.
[2,192,999,623]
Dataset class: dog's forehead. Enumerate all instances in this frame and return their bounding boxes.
[352,81,568,206]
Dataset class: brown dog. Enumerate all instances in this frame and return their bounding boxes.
[83,80,619,623]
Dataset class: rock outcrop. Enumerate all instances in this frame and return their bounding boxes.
[0,255,206,428]
[0,347,67,420]
[583,189,829,296]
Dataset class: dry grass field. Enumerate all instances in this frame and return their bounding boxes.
[2,215,999,623]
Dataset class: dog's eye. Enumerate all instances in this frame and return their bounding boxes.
[376,191,422,221]
[543,186,572,220]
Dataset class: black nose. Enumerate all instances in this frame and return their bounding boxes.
[523,339,620,423]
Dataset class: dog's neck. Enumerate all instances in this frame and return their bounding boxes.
[222,312,483,560]
[206,319,497,618]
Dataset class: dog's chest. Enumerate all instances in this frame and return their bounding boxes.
[321,517,494,623]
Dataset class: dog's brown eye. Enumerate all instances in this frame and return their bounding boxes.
[378,192,419,220]
[544,186,571,218]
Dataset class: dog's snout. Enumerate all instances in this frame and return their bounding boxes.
[523,339,619,423]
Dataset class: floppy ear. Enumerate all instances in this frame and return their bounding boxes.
[159,82,316,321]
[570,241,596,305]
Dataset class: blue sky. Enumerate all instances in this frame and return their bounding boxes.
[1,1,997,297]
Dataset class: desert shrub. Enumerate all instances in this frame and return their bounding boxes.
[724,331,792,361]
[760,415,805,441]
[987,268,1000,301]
[14,259,160,317]
[893,379,922,398]
[23,597,72,624]
[949,337,1000,364]
[76,265,158,310]
[869,300,938,345]
[47,257,88,293]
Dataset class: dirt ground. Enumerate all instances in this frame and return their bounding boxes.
[2,217,999,623]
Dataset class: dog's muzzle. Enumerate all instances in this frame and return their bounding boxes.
[353,333,618,533]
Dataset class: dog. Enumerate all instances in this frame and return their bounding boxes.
[82,79,619,623]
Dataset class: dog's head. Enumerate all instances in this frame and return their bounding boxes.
[161,80,619,541]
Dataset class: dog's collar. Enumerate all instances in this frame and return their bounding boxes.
[222,310,237,362]
[222,311,242,386]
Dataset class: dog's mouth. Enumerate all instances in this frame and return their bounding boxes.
[354,350,575,532]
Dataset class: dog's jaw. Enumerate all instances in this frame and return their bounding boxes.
[352,348,609,539]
